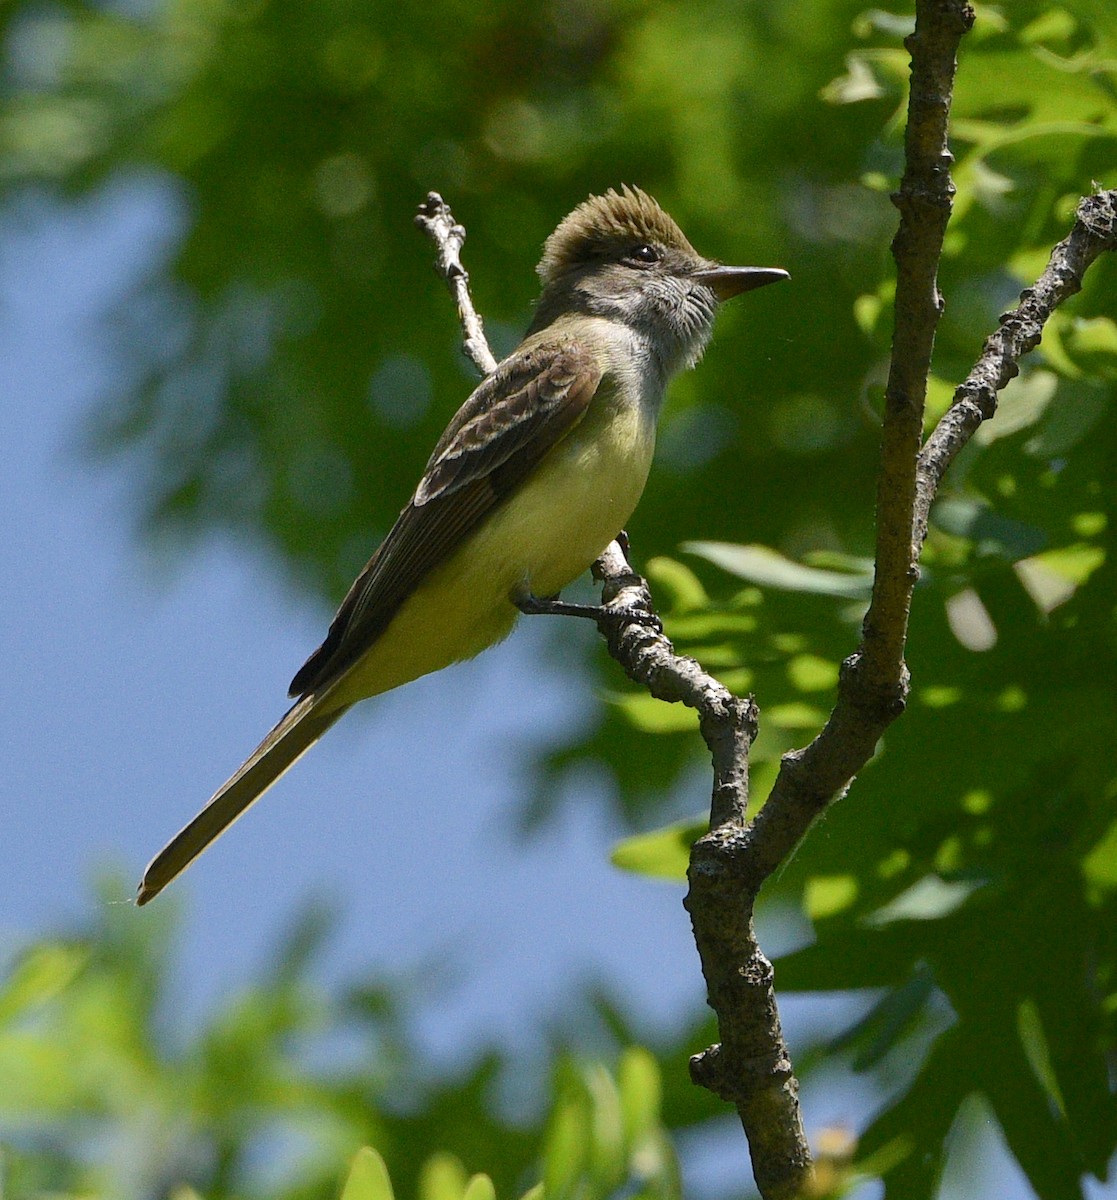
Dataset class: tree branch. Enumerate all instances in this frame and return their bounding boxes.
[590,546,810,1200]
[859,0,975,691]
[415,191,499,376]
[735,0,974,890]
[652,6,975,1196]
[688,180,1117,1195]
[914,188,1117,546]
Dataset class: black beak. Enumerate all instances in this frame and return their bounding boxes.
[692,265,790,301]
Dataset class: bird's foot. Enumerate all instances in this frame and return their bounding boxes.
[515,592,662,633]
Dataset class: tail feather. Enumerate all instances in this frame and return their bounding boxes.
[137,696,349,905]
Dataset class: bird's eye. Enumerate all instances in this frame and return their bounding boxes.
[626,243,660,266]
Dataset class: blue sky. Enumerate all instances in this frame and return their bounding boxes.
[0,176,1048,1200]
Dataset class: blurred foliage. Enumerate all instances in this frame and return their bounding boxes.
[3,0,1117,1198]
[0,889,693,1200]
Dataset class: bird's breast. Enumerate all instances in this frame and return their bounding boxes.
[325,383,658,708]
[484,388,658,598]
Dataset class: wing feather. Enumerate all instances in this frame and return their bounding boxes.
[288,339,601,697]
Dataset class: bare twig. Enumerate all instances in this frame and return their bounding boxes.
[415,192,499,376]
[592,543,755,828]
[915,188,1117,544]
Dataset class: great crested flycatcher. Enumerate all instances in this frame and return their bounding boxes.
[137,186,787,904]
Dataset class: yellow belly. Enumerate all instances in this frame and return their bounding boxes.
[325,396,656,709]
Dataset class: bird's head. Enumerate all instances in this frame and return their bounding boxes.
[530,186,787,373]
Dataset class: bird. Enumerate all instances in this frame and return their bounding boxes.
[136,186,788,904]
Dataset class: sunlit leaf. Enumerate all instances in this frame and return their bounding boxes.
[460,1175,496,1200]
[419,1153,469,1200]
[0,944,88,1027]
[683,542,873,598]
[611,820,703,881]
[586,1064,626,1190]
[618,1048,662,1148]
[341,1148,395,1200]
[542,1091,590,1200]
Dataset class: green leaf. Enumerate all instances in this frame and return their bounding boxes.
[828,965,935,1071]
[617,1047,662,1147]
[1083,814,1117,891]
[542,1090,590,1200]
[608,691,699,734]
[419,1153,469,1200]
[611,819,703,881]
[683,542,873,598]
[1063,316,1117,377]
[1016,998,1066,1120]
[644,556,709,611]
[169,1188,205,1200]
[864,876,981,926]
[775,928,919,992]
[931,498,1047,560]
[586,1064,626,1190]
[341,1148,395,1200]
[804,874,859,920]
[461,1175,496,1200]
[971,369,1057,442]
[0,944,88,1026]
[981,1035,1086,1200]
[786,652,839,692]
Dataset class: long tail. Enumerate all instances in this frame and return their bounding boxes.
[137,696,349,905]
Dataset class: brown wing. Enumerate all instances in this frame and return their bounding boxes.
[288,339,602,697]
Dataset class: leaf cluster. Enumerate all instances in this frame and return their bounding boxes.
[0,891,692,1200]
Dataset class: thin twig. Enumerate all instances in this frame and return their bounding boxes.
[915,188,1117,545]
[415,192,499,376]
[592,543,755,829]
